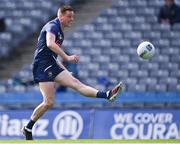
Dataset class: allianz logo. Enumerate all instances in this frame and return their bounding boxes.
[53,111,83,139]
[0,114,48,136]
[0,111,83,139]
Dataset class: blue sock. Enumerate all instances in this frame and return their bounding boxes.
[96,91,108,99]
[26,119,35,130]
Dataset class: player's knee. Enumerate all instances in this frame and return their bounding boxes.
[43,100,54,109]
[71,78,82,89]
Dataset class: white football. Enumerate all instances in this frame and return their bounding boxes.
[137,41,155,60]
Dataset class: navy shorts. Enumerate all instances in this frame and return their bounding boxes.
[32,61,64,83]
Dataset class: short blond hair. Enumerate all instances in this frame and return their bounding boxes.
[57,5,74,17]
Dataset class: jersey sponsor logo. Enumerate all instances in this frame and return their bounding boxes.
[53,111,83,139]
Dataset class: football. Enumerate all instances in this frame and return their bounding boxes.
[137,41,155,60]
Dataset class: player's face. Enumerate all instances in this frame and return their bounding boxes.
[63,11,74,27]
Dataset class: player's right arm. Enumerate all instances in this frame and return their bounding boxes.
[46,32,79,63]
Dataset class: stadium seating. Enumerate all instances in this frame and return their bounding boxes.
[0,0,180,107]
[0,0,73,58]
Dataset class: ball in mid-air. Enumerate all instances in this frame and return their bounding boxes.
[137,41,155,60]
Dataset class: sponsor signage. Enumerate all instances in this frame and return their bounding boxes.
[0,110,90,139]
[0,109,180,139]
[93,109,180,139]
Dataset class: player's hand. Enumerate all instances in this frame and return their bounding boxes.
[67,55,79,63]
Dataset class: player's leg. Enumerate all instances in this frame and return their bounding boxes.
[56,70,98,97]
[23,82,55,140]
[31,82,55,121]
[55,70,124,101]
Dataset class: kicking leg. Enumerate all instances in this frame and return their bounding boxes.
[55,70,124,101]
[55,70,98,97]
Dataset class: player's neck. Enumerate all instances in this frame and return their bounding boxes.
[60,24,65,31]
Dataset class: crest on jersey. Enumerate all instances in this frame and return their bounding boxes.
[48,71,53,78]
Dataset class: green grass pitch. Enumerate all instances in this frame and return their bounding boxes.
[0,139,180,144]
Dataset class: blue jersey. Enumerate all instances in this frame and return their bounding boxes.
[32,18,65,83]
[33,18,64,64]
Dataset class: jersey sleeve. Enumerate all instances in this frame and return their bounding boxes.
[45,24,58,36]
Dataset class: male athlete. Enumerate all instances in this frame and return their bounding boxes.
[22,5,124,140]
